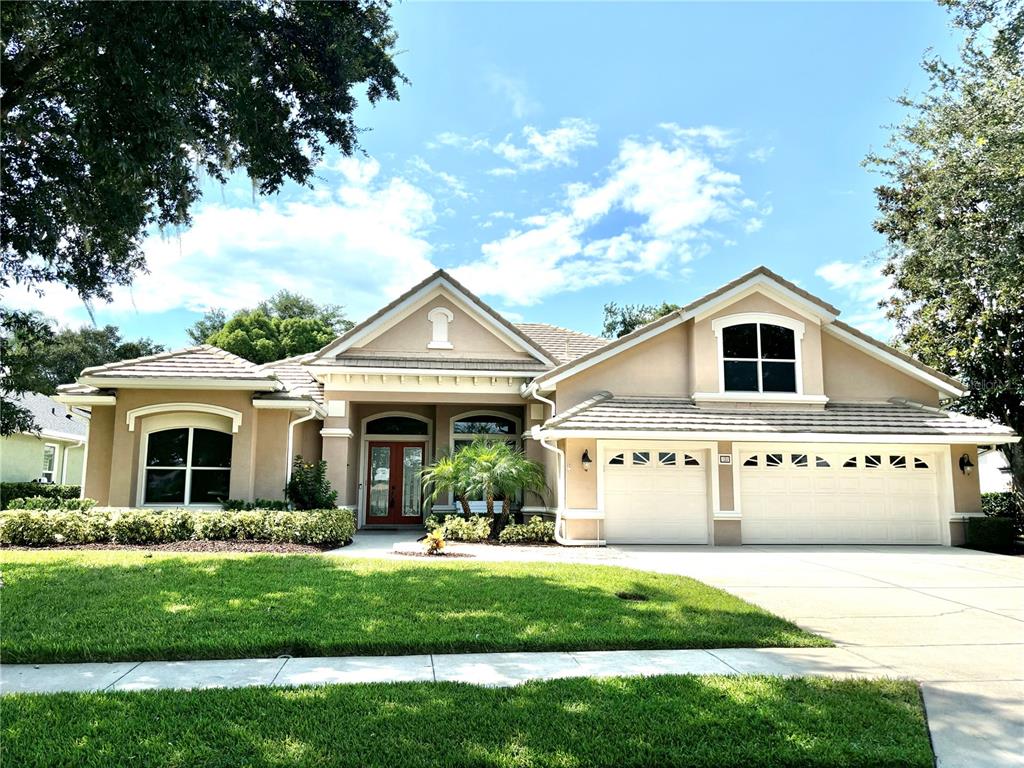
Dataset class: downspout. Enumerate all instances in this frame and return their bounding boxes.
[67,409,91,499]
[524,383,604,547]
[60,440,84,485]
[285,406,319,487]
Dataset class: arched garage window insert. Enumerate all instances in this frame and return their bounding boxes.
[713,314,805,394]
[144,427,232,505]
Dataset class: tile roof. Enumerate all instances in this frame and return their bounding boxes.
[544,392,1017,438]
[79,345,279,384]
[256,355,324,404]
[515,323,610,365]
[310,269,562,365]
[320,355,547,373]
[6,392,87,437]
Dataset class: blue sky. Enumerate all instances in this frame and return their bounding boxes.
[19,1,962,348]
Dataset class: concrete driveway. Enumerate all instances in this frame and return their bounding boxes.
[608,545,1023,768]
[334,536,1023,767]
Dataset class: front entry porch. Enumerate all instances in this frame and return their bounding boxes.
[319,398,548,529]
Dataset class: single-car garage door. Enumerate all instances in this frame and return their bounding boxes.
[739,447,943,544]
[602,446,709,544]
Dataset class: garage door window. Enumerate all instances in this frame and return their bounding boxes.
[743,452,932,473]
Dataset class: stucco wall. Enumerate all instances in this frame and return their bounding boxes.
[103,389,257,507]
[62,444,85,485]
[950,443,982,515]
[563,437,597,509]
[355,292,534,361]
[692,292,825,395]
[821,331,940,406]
[556,323,690,411]
[83,405,115,504]
[1,435,85,485]
[718,441,734,511]
[253,410,290,501]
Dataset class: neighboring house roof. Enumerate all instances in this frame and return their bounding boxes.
[515,323,610,365]
[6,392,87,439]
[310,269,561,366]
[542,392,1017,441]
[78,345,281,389]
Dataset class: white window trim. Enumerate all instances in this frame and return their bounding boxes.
[126,402,243,433]
[448,409,523,456]
[712,313,805,396]
[41,443,59,483]
[136,412,234,507]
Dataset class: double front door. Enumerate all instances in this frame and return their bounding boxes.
[366,441,425,524]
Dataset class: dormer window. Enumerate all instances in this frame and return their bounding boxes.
[712,313,805,395]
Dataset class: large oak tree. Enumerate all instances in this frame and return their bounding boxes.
[0,0,404,434]
[867,0,1023,488]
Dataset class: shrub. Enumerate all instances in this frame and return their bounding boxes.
[286,457,338,510]
[982,491,1023,539]
[6,496,97,511]
[110,509,171,545]
[424,530,445,555]
[1,483,80,510]
[499,515,556,544]
[0,506,356,548]
[438,515,491,542]
[222,498,290,512]
[965,516,1016,555]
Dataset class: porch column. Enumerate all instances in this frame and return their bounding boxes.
[321,400,354,508]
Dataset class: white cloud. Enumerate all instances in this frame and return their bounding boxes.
[16,157,440,332]
[454,128,748,305]
[659,123,736,149]
[744,217,764,233]
[431,119,598,176]
[748,146,775,163]
[487,72,538,119]
[409,156,471,199]
[815,259,894,338]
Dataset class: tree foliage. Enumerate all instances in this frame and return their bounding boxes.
[0,0,404,434]
[198,291,353,363]
[15,323,165,395]
[866,0,1024,487]
[601,302,680,339]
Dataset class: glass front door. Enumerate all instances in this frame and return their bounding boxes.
[365,441,425,524]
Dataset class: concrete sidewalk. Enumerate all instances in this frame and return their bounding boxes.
[0,646,891,695]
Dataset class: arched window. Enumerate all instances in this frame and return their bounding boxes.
[144,427,232,505]
[365,415,430,435]
[713,314,803,394]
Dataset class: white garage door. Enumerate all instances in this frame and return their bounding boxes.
[602,447,709,544]
[739,447,942,544]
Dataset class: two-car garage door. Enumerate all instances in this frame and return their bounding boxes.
[738,447,943,545]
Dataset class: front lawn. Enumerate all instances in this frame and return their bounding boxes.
[1,676,933,768]
[0,551,826,662]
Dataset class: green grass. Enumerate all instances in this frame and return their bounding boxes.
[0,676,933,768]
[0,550,826,662]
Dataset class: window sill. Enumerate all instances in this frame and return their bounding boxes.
[693,392,829,406]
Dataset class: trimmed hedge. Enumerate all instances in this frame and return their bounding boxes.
[499,516,556,544]
[6,497,97,511]
[425,513,492,542]
[1,483,80,510]
[981,491,1023,539]
[965,515,1016,555]
[222,499,291,512]
[0,507,356,548]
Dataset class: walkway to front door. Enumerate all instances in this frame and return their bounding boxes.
[365,441,425,525]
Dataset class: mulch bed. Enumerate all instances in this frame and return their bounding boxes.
[1,541,334,554]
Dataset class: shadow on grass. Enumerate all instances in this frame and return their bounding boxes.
[2,675,933,768]
[0,554,827,663]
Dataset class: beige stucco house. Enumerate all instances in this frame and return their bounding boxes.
[55,267,1017,547]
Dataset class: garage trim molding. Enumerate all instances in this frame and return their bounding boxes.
[596,440,719,544]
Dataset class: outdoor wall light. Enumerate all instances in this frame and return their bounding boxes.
[581,449,592,472]
[958,453,975,475]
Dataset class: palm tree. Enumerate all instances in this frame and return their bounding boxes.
[459,438,547,536]
[421,451,473,519]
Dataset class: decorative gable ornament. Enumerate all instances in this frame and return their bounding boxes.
[427,307,454,350]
